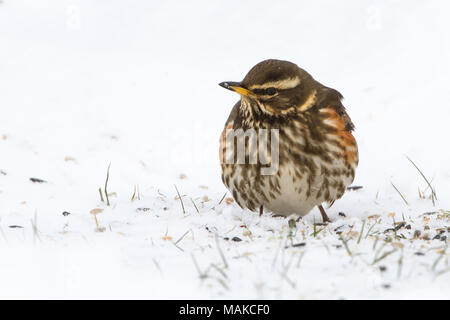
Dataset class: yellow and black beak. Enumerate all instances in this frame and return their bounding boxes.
[219,81,252,97]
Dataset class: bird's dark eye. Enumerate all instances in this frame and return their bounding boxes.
[253,87,277,96]
[266,87,276,95]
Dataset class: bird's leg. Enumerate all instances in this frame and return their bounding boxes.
[318,205,331,223]
[259,205,263,216]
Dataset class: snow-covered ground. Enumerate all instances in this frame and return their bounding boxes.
[0,0,449,299]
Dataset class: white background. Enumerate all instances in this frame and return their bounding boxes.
[0,0,449,299]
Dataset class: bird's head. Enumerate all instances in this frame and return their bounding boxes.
[219,59,319,117]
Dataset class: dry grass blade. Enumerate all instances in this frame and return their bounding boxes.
[436,267,450,277]
[405,156,437,205]
[357,219,366,244]
[190,198,199,214]
[365,220,379,239]
[280,265,296,288]
[174,230,190,246]
[174,184,185,214]
[391,182,409,205]
[170,241,184,252]
[397,250,403,279]
[216,277,230,290]
[131,185,137,201]
[131,184,140,201]
[152,258,162,275]
[339,236,352,256]
[0,225,7,242]
[215,233,228,269]
[98,187,104,203]
[295,251,305,269]
[218,192,227,205]
[210,263,228,279]
[104,163,111,206]
[432,254,444,272]
[31,211,41,243]
[191,254,210,280]
[271,237,284,270]
[372,249,397,265]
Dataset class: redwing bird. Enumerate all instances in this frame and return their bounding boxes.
[219,59,358,223]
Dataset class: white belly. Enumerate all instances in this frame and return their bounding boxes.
[259,157,353,217]
[261,164,318,216]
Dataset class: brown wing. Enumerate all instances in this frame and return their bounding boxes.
[317,86,355,132]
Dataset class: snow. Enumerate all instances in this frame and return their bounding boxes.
[0,0,449,299]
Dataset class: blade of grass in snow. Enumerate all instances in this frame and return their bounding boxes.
[210,263,228,279]
[406,155,437,205]
[365,220,379,239]
[171,241,184,252]
[391,181,409,205]
[397,250,404,279]
[357,219,366,244]
[272,237,284,270]
[190,198,199,213]
[191,254,210,280]
[339,237,352,256]
[216,278,230,291]
[373,237,384,252]
[31,211,41,243]
[174,184,185,214]
[310,217,324,237]
[218,192,227,205]
[0,218,7,242]
[436,267,450,278]
[215,233,228,269]
[98,187,104,203]
[280,256,296,289]
[174,230,190,246]
[131,184,140,201]
[152,258,163,275]
[295,251,305,269]
[104,163,111,206]
[131,185,137,201]
[372,248,397,265]
[432,257,443,274]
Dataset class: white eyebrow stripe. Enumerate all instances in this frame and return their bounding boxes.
[249,77,301,90]
[297,89,317,111]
